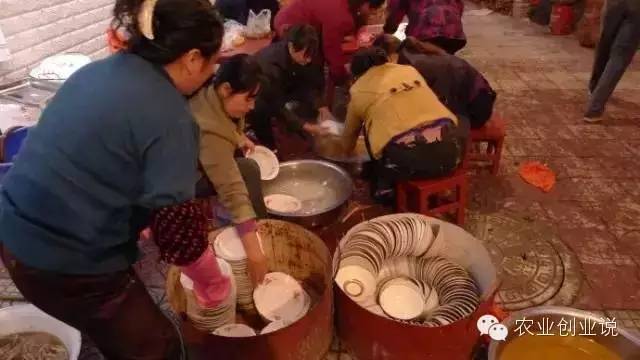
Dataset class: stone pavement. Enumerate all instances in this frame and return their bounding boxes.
[458,2,640,328]
[2,2,640,359]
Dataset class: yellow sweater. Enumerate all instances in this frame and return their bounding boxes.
[342,63,458,159]
[190,86,256,223]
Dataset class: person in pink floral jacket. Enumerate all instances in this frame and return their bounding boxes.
[384,0,466,54]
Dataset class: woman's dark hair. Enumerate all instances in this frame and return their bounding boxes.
[372,34,401,56]
[286,24,319,58]
[113,0,224,64]
[373,35,447,57]
[213,54,264,97]
[350,47,388,78]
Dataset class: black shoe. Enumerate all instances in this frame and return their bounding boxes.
[583,112,603,124]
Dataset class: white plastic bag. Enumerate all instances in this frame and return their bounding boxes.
[221,20,247,51]
[245,9,271,39]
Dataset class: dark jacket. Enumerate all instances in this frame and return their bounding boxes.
[400,49,496,128]
[274,0,355,83]
[250,41,325,132]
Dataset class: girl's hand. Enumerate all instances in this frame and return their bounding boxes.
[303,123,331,137]
[240,135,256,155]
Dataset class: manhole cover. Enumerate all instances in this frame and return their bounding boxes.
[467,210,577,311]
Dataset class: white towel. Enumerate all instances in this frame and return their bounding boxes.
[0,25,11,62]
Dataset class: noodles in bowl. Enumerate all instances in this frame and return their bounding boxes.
[0,331,69,360]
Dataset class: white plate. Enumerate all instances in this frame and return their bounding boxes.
[261,319,291,335]
[254,272,307,322]
[214,228,264,261]
[247,145,279,180]
[212,324,257,337]
[379,279,425,321]
[29,53,91,80]
[264,194,302,213]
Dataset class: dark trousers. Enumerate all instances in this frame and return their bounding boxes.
[0,244,183,360]
[587,0,640,116]
[196,157,267,219]
[248,98,318,150]
[368,119,468,202]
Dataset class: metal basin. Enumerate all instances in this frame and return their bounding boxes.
[314,135,370,177]
[262,160,353,228]
[488,306,640,359]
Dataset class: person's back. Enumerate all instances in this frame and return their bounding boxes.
[400,49,495,127]
[349,62,457,158]
[0,53,198,274]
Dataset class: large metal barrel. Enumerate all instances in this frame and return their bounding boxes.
[166,220,333,360]
[334,216,499,360]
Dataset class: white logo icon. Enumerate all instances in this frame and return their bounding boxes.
[477,314,499,335]
[488,323,509,341]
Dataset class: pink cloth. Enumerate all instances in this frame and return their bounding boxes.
[180,247,231,308]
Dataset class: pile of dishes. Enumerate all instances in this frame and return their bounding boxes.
[334,214,481,327]
[181,258,237,332]
[212,227,264,312]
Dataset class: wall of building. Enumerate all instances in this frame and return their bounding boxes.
[0,0,112,85]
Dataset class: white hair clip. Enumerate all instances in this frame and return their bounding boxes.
[138,0,159,40]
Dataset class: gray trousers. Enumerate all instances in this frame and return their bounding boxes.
[587,0,640,116]
[195,158,267,219]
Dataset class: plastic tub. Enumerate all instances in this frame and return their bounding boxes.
[0,303,81,359]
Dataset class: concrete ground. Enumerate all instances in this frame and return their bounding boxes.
[1,2,639,359]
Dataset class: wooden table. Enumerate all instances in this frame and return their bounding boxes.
[217,36,274,63]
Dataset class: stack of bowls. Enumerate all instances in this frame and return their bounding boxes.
[212,227,264,312]
[334,213,480,327]
[181,257,237,332]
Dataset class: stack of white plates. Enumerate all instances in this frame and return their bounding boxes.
[335,214,480,327]
[253,272,311,324]
[213,228,264,312]
[335,214,438,306]
[181,257,237,332]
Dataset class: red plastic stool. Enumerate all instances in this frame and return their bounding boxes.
[470,114,506,175]
[396,167,469,225]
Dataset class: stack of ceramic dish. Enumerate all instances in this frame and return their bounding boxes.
[253,272,311,324]
[212,324,257,337]
[334,214,439,306]
[376,256,480,326]
[181,257,237,332]
[212,228,264,312]
[335,214,480,327]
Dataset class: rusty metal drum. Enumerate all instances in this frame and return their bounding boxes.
[166,220,333,360]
